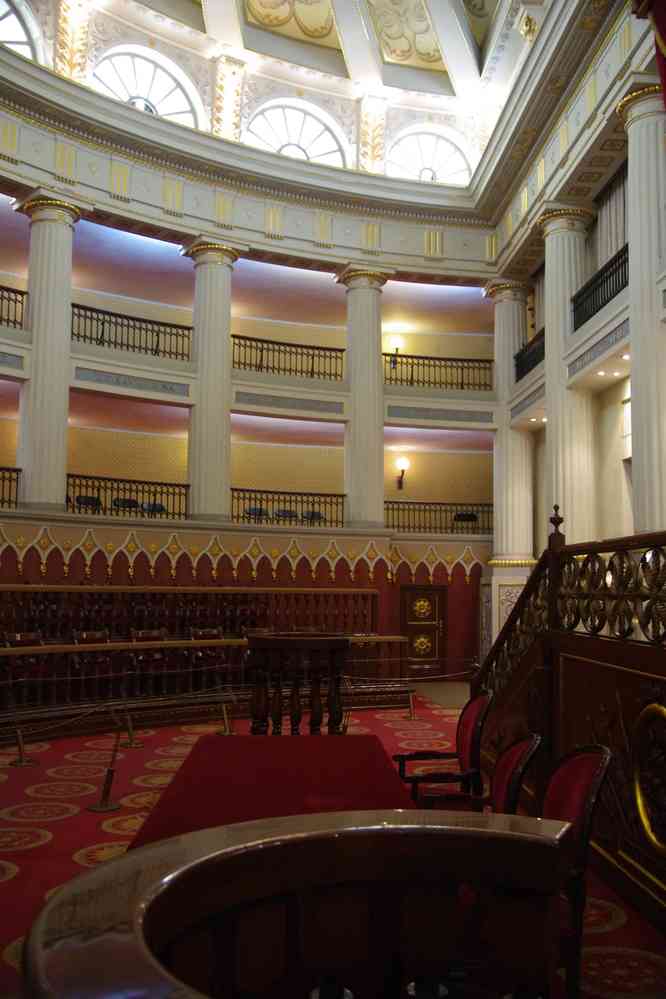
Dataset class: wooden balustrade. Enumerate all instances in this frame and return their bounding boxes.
[231,487,345,527]
[514,328,545,382]
[71,302,192,360]
[572,243,628,331]
[66,473,189,519]
[385,500,493,534]
[384,351,493,391]
[232,333,345,380]
[0,285,26,328]
[0,466,20,509]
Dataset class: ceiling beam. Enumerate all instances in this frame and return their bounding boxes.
[330,0,383,91]
[202,0,244,51]
[423,0,481,95]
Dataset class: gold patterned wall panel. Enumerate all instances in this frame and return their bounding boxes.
[367,0,446,71]
[244,0,341,51]
[0,419,17,468]
[67,429,188,484]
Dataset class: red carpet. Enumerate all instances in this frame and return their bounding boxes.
[0,698,664,997]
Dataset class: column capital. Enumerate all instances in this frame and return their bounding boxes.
[182,237,246,265]
[336,264,394,289]
[14,189,81,225]
[484,279,529,304]
[617,84,664,126]
[538,205,594,238]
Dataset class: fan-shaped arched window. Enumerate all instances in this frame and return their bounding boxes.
[89,45,205,130]
[243,100,348,168]
[0,0,39,61]
[386,127,472,186]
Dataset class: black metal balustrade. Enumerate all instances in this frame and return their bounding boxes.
[231,488,344,527]
[572,243,629,331]
[66,473,189,519]
[385,500,493,534]
[514,328,545,382]
[0,286,26,329]
[0,467,20,509]
[383,352,493,391]
[232,334,345,381]
[71,303,192,361]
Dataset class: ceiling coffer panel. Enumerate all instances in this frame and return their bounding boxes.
[463,0,500,47]
[367,0,446,72]
[244,0,342,51]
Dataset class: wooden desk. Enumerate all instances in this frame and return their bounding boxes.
[131,734,414,849]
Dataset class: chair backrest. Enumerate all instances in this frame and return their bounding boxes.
[190,627,222,641]
[4,631,43,647]
[131,628,168,642]
[73,629,110,645]
[542,744,612,872]
[455,690,493,772]
[489,733,542,814]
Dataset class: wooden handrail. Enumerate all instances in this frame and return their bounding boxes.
[232,333,345,353]
[382,350,490,364]
[0,635,406,656]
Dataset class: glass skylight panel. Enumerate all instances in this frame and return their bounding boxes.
[243,103,346,168]
[0,1,36,60]
[90,50,197,129]
[386,131,471,186]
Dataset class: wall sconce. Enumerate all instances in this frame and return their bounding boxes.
[388,335,404,369]
[396,456,410,490]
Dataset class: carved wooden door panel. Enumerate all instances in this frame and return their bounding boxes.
[400,586,446,679]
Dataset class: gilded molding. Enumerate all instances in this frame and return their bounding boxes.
[487,558,538,568]
[17,195,81,222]
[336,267,391,288]
[616,84,664,121]
[484,280,529,301]
[538,207,594,231]
[183,241,240,263]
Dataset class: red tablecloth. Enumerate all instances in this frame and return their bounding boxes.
[131,734,414,849]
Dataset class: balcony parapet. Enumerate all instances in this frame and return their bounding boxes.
[383,352,493,392]
[66,473,189,520]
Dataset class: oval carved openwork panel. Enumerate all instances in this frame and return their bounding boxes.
[633,703,666,856]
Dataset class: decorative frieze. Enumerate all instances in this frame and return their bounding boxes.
[74,367,190,398]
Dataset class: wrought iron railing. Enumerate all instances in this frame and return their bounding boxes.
[0,467,20,509]
[514,328,545,382]
[384,501,493,534]
[66,473,189,519]
[0,286,26,329]
[572,243,629,331]
[383,352,493,391]
[232,335,345,381]
[231,488,344,527]
[71,303,192,361]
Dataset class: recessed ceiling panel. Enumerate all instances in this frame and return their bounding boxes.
[367,0,446,72]
[244,0,341,51]
[462,0,499,47]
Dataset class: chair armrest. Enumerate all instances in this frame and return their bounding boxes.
[393,751,456,779]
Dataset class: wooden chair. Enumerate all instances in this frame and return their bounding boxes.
[420,732,542,813]
[541,744,612,999]
[73,628,113,701]
[129,627,170,697]
[2,632,44,709]
[393,690,493,803]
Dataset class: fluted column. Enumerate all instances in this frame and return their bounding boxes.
[486,280,534,560]
[15,191,80,508]
[619,84,666,532]
[337,265,390,528]
[183,238,239,520]
[540,207,596,543]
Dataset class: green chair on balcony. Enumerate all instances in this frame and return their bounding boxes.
[274,508,298,523]
[75,494,103,514]
[142,501,167,517]
[112,497,140,514]
[302,510,325,525]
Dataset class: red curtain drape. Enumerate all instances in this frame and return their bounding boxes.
[633,1,666,108]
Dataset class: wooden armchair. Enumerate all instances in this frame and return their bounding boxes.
[72,629,113,701]
[541,744,612,999]
[394,691,493,804]
[129,627,170,697]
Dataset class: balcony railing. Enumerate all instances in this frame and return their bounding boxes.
[383,352,493,391]
[0,467,20,509]
[71,303,192,361]
[66,473,189,519]
[514,329,545,382]
[572,243,629,332]
[232,334,344,381]
[231,487,344,527]
[0,286,26,329]
[385,500,493,534]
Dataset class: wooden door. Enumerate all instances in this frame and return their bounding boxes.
[400,586,447,679]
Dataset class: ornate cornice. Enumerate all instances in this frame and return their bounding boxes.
[616,84,664,122]
[538,207,594,231]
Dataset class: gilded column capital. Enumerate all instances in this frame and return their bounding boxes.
[484,279,529,304]
[182,238,244,266]
[538,206,594,237]
[336,264,393,290]
[616,84,664,124]
[15,192,81,225]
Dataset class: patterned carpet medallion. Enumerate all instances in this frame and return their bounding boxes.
[0,698,663,997]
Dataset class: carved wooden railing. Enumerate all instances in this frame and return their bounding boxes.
[232,334,345,380]
[0,466,20,509]
[71,303,192,360]
[231,487,345,527]
[385,500,493,535]
[66,473,189,519]
[0,284,26,328]
[383,352,493,391]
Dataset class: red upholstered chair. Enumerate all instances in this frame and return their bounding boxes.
[542,744,612,999]
[393,691,493,804]
[420,732,542,813]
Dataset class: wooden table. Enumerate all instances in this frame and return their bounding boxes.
[130,734,414,849]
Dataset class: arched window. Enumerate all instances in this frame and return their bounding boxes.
[89,45,206,130]
[243,100,348,168]
[386,127,472,186]
[0,0,40,61]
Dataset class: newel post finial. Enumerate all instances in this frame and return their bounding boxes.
[549,505,566,552]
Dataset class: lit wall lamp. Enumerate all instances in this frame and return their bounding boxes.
[396,455,410,490]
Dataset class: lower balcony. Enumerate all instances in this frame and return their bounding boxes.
[231,488,345,528]
[66,473,189,519]
[384,500,492,534]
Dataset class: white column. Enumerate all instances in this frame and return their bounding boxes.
[15,191,80,508]
[540,207,596,543]
[183,238,239,520]
[620,84,666,532]
[337,265,390,529]
[485,280,535,638]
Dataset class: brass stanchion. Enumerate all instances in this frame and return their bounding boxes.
[9,726,38,767]
[408,691,416,721]
[217,699,234,736]
[120,711,143,749]
[87,727,121,813]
